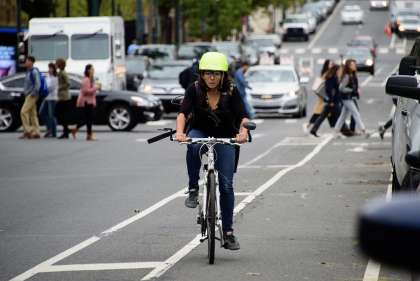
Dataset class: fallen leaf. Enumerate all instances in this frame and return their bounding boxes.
[290,238,294,240]
[134,209,140,212]
[326,183,332,185]
[249,190,253,192]
[311,188,317,190]
[246,273,261,276]
[192,248,197,250]
[346,205,350,207]
[321,262,326,264]
[338,195,342,197]
[293,191,297,192]
[269,204,275,206]
[266,219,270,220]
[339,179,342,181]
[372,191,375,192]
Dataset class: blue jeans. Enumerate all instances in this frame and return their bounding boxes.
[241,93,256,119]
[186,129,236,233]
[334,100,365,132]
[39,100,57,136]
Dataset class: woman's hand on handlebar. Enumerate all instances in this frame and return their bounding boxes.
[236,131,247,144]
[175,132,187,143]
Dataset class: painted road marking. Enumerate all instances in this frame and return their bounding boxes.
[379,48,389,54]
[317,58,326,64]
[396,48,405,55]
[374,66,384,76]
[295,48,305,54]
[311,48,322,54]
[146,120,173,126]
[328,48,338,54]
[381,64,399,87]
[38,262,161,273]
[252,119,265,124]
[389,33,396,49]
[285,119,297,123]
[142,135,334,280]
[360,75,373,87]
[280,49,290,54]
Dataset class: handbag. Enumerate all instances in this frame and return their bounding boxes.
[314,83,328,100]
[311,77,324,91]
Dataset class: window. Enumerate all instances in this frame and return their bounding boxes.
[246,70,296,83]
[69,77,81,89]
[285,18,307,23]
[30,35,68,60]
[9,77,25,88]
[133,47,174,60]
[178,45,214,58]
[71,34,109,60]
[147,65,189,79]
[352,40,373,47]
[126,59,147,74]
[345,48,372,56]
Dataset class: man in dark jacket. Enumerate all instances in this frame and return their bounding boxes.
[234,62,256,119]
[188,59,199,86]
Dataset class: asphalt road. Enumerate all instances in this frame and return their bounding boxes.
[0,0,414,280]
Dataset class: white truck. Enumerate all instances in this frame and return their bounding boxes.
[27,16,126,90]
[389,1,420,33]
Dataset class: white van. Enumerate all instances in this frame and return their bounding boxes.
[27,16,126,90]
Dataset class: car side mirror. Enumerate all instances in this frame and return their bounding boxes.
[300,77,310,84]
[405,150,420,169]
[385,75,420,100]
[358,197,420,271]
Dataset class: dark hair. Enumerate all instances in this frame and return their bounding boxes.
[27,56,35,63]
[241,62,250,67]
[339,59,357,84]
[197,71,233,92]
[56,58,66,70]
[84,64,93,77]
[326,65,340,79]
[48,63,57,77]
[321,59,331,76]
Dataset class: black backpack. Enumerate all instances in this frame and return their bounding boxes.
[179,67,191,90]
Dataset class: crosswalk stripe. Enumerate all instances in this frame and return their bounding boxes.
[396,48,406,54]
[295,48,305,54]
[311,48,322,54]
[316,58,326,64]
[328,48,338,54]
[280,49,289,54]
[379,48,389,54]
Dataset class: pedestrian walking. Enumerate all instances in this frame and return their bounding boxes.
[234,62,256,119]
[55,58,71,139]
[302,59,333,134]
[127,39,138,55]
[38,63,58,138]
[378,96,398,139]
[310,65,343,137]
[70,64,101,141]
[333,60,374,139]
[19,56,41,139]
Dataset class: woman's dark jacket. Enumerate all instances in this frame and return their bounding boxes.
[325,76,341,104]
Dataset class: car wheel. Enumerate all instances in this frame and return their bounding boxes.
[106,104,135,131]
[0,106,19,132]
[400,170,412,193]
[370,67,375,75]
[392,165,401,194]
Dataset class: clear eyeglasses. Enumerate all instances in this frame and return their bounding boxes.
[204,71,222,78]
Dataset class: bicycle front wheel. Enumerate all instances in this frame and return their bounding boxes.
[207,171,216,264]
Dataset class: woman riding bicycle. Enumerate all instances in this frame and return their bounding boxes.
[175,52,250,250]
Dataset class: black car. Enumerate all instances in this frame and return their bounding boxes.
[177,42,215,60]
[125,56,151,91]
[0,72,164,132]
[341,47,375,75]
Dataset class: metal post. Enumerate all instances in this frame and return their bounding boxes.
[215,0,219,41]
[182,0,186,43]
[175,3,180,46]
[112,0,115,16]
[201,0,204,41]
[136,0,143,45]
[66,0,70,17]
[92,0,99,16]
[153,0,157,43]
[16,0,21,69]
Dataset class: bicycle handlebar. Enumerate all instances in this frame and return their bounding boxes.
[172,137,246,146]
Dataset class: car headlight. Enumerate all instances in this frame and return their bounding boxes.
[288,91,296,97]
[366,59,373,66]
[144,85,152,92]
[371,1,376,6]
[131,96,154,107]
[417,27,420,32]
[399,26,405,32]
[382,1,387,6]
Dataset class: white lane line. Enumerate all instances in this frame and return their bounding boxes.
[378,48,389,54]
[362,175,392,281]
[389,33,396,49]
[374,66,384,76]
[295,48,305,54]
[266,165,293,168]
[328,48,338,54]
[317,58,326,64]
[403,37,407,49]
[146,120,173,126]
[280,49,290,54]
[311,48,322,54]
[238,165,262,168]
[136,139,148,142]
[275,143,321,146]
[308,0,346,49]
[10,237,101,281]
[360,75,373,87]
[39,262,161,272]
[143,134,334,280]
[252,119,265,124]
[396,48,406,55]
[285,119,297,123]
[381,63,400,87]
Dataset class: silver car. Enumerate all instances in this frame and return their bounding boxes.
[245,65,309,118]
[137,60,191,113]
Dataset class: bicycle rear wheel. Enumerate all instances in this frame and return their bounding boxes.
[207,171,216,264]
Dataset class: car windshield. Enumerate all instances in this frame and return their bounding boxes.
[345,48,372,56]
[178,45,213,58]
[403,19,420,24]
[30,35,69,60]
[246,70,295,83]
[125,59,147,74]
[343,7,361,12]
[246,38,274,47]
[71,34,108,59]
[217,44,239,55]
[134,47,174,60]
[217,48,230,58]
[352,40,373,47]
[399,12,418,16]
[285,17,307,23]
[147,65,188,79]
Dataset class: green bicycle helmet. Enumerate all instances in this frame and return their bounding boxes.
[199,52,229,72]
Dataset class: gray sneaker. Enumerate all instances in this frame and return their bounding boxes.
[224,234,240,250]
[185,190,199,208]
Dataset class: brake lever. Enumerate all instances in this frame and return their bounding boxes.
[247,130,252,143]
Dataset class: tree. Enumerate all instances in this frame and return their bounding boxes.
[21,0,57,19]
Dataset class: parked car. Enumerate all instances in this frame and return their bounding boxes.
[243,44,260,66]
[303,6,324,23]
[392,10,419,33]
[177,42,215,60]
[131,44,177,62]
[341,5,364,25]
[387,38,420,196]
[0,73,164,132]
[125,56,151,91]
[398,16,420,38]
[214,41,249,68]
[303,2,327,21]
[348,36,377,57]
[369,0,388,10]
[213,47,237,76]
[137,60,191,113]
[245,35,282,64]
[244,65,309,118]
[341,47,375,75]
[303,11,318,34]
[281,14,311,41]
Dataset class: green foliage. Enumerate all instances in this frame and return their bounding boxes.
[184,0,252,41]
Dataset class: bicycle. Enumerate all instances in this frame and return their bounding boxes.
[171,122,256,264]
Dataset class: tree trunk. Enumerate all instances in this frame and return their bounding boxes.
[158,5,171,44]
[86,0,102,17]
[21,0,56,19]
